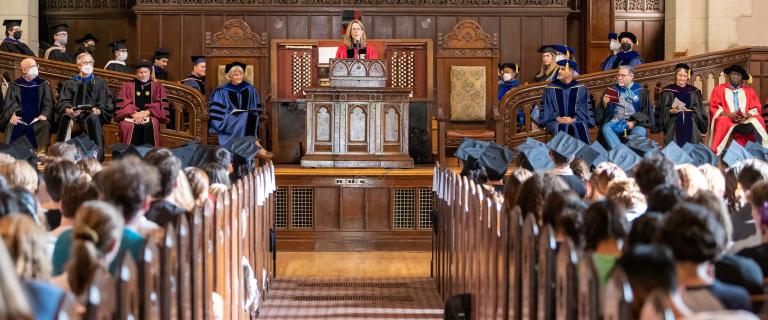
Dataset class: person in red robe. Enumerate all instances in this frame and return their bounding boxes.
[334,19,378,59]
[115,60,169,147]
[709,64,768,155]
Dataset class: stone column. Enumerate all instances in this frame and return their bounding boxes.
[0,0,39,53]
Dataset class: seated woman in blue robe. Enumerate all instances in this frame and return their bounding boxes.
[610,32,644,69]
[538,59,595,144]
[208,61,261,146]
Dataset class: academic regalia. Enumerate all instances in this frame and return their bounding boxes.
[498,79,519,101]
[56,74,114,160]
[532,68,557,83]
[182,74,206,95]
[115,79,169,147]
[44,45,74,63]
[610,50,643,69]
[0,37,35,56]
[601,54,618,71]
[335,44,378,59]
[0,76,53,149]
[146,199,187,228]
[105,60,133,73]
[538,78,594,144]
[595,82,654,129]
[208,81,260,146]
[152,65,168,81]
[709,82,768,155]
[656,84,708,146]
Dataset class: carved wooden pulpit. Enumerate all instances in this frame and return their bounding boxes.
[301,59,414,168]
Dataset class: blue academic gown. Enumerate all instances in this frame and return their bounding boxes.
[610,50,644,69]
[601,54,618,71]
[498,79,520,101]
[208,81,260,146]
[538,79,595,144]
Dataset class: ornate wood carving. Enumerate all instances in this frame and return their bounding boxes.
[44,0,135,9]
[135,0,567,6]
[615,0,663,12]
[437,20,499,57]
[204,19,268,56]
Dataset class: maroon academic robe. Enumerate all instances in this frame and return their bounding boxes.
[115,81,169,146]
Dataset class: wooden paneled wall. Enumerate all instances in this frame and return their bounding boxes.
[614,0,665,65]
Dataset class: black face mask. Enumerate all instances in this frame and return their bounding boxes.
[620,43,632,52]
[12,31,22,40]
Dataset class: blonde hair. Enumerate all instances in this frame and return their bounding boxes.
[0,160,38,193]
[535,52,558,79]
[77,158,103,178]
[343,20,368,49]
[605,178,645,209]
[225,66,244,80]
[184,167,210,207]
[676,164,708,197]
[67,201,124,296]
[0,154,14,165]
[171,169,196,212]
[0,240,32,319]
[589,162,628,199]
[0,215,52,280]
[698,164,726,198]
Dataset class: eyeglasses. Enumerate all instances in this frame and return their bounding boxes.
[617,74,631,78]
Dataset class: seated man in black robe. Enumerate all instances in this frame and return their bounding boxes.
[0,19,35,56]
[152,48,170,81]
[42,23,74,63]
[1,58,53,151]
[104,39,132,74]
[56,52,114,161]
[181,55,206,95]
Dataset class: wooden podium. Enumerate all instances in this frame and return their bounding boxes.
[301,59,414,168]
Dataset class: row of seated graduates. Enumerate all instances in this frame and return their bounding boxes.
[0,141,276,319]
[432,158,768,320]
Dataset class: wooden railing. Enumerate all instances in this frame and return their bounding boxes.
[82,162,276,319]
[0,51,209,147]
[432,165,670,319]
[497,46,768,147]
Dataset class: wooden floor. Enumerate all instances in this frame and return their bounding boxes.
[276,251,433,278]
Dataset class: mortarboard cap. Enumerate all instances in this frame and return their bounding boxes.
[552,45,575,58]
[191,55,206,65]
[518,144,554,172]
[607,144,642,172]
[546,131,586,160]
[226,136,261,163]
[49,23,69,35]
[0,137,37,167]
[674,63,691,72]
[153,48,170,60]
[517,138,547,150]
[617,32,637,44]
[556,59,579,73]
[171,143,211,167]
[225,61,247,73]
[108,143,139,160]
[745,141,768,161]
[723,65,749,81]
[66,135,99,159]
[682,143,718,167]
[500,62,519,74]
[661,142,693,165]
[608,32,619,40]
[455,138,489,161]
[478,142,514,181]
[109,39,127,52]
[591,141,608,154]
[576,144,609,167]
[625,136,660,156]
[132,59,153,70]
[721,142,754,167]
[3,20,21,30]
[538,45,557,54]
[75,33,98,44]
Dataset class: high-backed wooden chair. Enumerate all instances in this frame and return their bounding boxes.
[436,19,501,157]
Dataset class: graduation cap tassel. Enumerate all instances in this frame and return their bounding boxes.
[749,74,753,85]
[515,65,519,74]
[688,69,692,79]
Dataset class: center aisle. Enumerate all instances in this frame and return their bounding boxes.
[259,277,443,319]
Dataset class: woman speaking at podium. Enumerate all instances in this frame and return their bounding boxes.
[335,20,378,60]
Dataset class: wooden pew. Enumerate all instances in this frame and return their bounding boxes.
[555,238,579,320]
[176,214,192,320]
[520,213,540,320]
[141,236,162,319]
[577,251,600,320]
[603,267,634,320]
[116,253,140,319]
[84,268,117,320]
[537,224,557,320]
[494,199,508,320]
[160,224,179,320]
[507,206,523,320]
[189,206,206,320]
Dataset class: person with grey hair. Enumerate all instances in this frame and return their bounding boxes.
[208,61,261,146]
[0,58,53,151]
[595,64,654,149]
[56,52,114,161]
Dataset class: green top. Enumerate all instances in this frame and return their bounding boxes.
[51,227,145,276]
[594,252,619,286]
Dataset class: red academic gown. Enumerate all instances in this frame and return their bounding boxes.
[335,44,378,59]
[115,81,169,146]
[709,83,768,155]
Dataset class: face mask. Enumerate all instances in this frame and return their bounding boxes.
[502,73,513,81]
[117,52,128,62]
[58,35,68,45]
[554,55,565,62]
[27,66,38,78]
[80,64,93,75]
[12,31,21,40]
[609,40,620,51]
[620,43,632,52]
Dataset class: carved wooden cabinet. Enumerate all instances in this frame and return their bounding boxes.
[301,59,414,168]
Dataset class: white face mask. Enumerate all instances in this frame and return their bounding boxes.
[27,66,38,78]
[502,73,513,81]
[58,35,68,46]
[609,40,620,51]
[80,64,93,75]
[554,55,565,62]
[117,51,128,62]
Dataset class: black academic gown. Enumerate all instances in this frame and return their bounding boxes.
[0,38,35,56]
[105,60,133,74]
[44,46,74,63]
[181,74,205,95]
[0,77,54,149]
[655,84,708,146]
[152,65,168,81]
[56,74,114,160]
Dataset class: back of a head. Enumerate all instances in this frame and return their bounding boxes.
[698,164,725,198]
[626,212,664,249]
[43,160,82,202]
[661,203,726,263]
[583,199,628,250]
[646,183,684,214]
[515,172,568,221]
[207,147,231,168]
[0,241,32,319]
[503,168,532,207]
[10,186,39,220]
[99,156,160,222]
[633,154,679,196]
[737,159,768,192]
[47,142,81,162]
[676,164,708,197]
[749,181,768,233]
[203,162,231,187]
[725,162,747,212]
[144,148,182,198]
[68,200,125,296]
[606,178,645,209]
[689,190,733,244]
[61,178,99,219]
[184,167,209,207]
[570,158,590,181]
[590,162,627,196]
[0,160,38,193]
[76,158,103,178]
[617,244,677,311]
[542,190,586,247]
[0,214,51,281]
